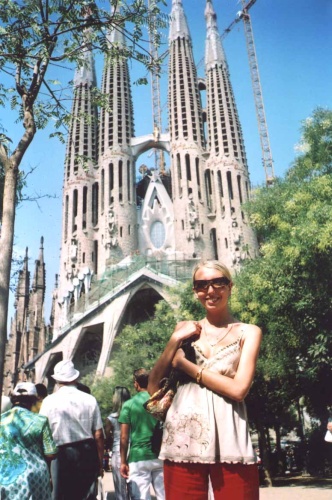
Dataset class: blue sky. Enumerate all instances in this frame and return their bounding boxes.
[5,0,332,321]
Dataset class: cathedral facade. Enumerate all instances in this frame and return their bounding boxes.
[5,0,258,390]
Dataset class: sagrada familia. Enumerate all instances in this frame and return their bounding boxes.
[4,0,258,392]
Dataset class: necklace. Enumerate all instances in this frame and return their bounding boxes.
[204,318,233,347]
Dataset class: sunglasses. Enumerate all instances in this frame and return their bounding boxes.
[193,277,230,292]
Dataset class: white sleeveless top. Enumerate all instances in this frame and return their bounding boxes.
[159,329,256,464]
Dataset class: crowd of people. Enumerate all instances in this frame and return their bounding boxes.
[0,260,265,499]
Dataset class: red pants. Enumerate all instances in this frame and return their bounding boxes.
[164,461,259,500]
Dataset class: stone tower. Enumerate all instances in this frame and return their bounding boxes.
[98,8,138,265]
[51,0,257,334]
[168,0,214,259]
[55,38,99,329]
[4,238,47,389]
[204,0,258,268]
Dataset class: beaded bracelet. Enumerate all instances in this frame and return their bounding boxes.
[196,367,204,385]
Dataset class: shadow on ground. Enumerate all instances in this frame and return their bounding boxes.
[106,494,157,499]
[268,476,332,489]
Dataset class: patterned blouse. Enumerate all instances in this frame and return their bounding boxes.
[159,328,256,464]
[0,406,57,499]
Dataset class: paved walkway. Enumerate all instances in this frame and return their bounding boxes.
[102,472,332,499]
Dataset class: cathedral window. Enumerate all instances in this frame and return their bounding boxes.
[101,170,104,214]
[109,163,114,206]
[227,171,234,200]
[72,189,78,233]
[195,158,201,200]
[93,241,98,275]
[92,182,99,226]
[185,154,191,182]
[205,170,213,212]
[127,160,131,202]
[177,154,182,197]
[150,221,165,249]
[245,181,249,200]
[237,175,243,203]
[64,195,69,241]
[82,186,87,230]
[210,228,218,260]
[217,171,224,198]
[119,160,123,202]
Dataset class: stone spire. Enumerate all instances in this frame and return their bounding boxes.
[56,24,99,315]
[98,1,137,265]
[169,0,190,41]
[4,249,30,389]
[31,236,46,295]
[204,0,258,266]
[168,0,214,259]
[205,0,227,70]
[28,236,47,358]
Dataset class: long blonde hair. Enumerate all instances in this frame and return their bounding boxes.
[112,386,130,414]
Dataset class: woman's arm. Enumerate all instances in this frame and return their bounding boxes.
[147,320,202,395]
[172,324,262,402]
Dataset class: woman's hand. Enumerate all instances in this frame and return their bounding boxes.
[148,320,201,395]
[171,320,202,345]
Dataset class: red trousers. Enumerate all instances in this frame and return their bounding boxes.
[164,460,259,500]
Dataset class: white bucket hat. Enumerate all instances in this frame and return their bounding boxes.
[52,360,80,382]
[12,382,37,397]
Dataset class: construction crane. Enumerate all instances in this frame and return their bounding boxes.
[199,0,275,185]
[238,0,275,184]
[147,0,166,174]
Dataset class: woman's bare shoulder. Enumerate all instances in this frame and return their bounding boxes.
[237,322,262,338]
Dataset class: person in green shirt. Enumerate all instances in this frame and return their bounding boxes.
[119,368,165,499]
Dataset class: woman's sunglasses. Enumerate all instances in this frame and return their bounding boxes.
[193,277,230,292]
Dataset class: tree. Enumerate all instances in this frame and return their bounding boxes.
[231,107,332,473]
[0,0,167,397]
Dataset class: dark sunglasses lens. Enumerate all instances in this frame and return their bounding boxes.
[194,280,208,291]
[194,277,230,291]
[212,278,229,288]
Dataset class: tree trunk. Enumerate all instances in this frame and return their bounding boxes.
[0,159,18,400]
[257,421,273,487]
[0,97,36,402]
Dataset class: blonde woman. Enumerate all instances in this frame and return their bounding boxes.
[148,261,262,500]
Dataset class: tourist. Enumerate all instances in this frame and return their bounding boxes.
[105,386,131,499]
[0,382,57,499]
[120,368,165,499]
[148,260,262,500]
[40,360,104,500]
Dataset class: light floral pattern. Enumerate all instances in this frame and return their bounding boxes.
[160,330,257,464]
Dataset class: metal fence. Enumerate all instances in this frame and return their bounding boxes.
[67,256,197,323]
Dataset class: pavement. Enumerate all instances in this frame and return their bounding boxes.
[102,472,332,499]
